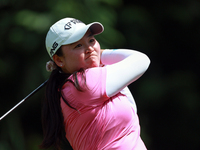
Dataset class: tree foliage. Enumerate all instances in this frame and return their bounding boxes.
[0,0,200,149]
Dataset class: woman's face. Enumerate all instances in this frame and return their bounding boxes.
[53,30,101,74]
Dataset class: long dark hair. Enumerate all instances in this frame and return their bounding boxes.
[40,48,86,150]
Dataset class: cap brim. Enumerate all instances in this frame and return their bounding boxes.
[88,22,104,35]
[62,22,104,45]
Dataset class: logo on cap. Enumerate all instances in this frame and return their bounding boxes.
[64,19,83,30]
[50,42,58,56]
[48,19,84,57]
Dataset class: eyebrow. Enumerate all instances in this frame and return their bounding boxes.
[69,32,94,46]
[69,42,77,46]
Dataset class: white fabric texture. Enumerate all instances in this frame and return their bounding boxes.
[101,49,150,112]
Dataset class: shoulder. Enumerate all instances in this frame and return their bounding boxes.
[85,67,107,88]
[62,67,109,106]
[85,67,107,78]
[65,67,107,91]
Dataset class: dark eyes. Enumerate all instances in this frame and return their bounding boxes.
[74,38,95,49]
[90,39,95,43]
[75,44,82,48]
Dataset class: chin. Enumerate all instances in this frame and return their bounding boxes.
[87,63,99,69]
[86,59,100,68]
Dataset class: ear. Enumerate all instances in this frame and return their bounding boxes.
[53,55,64,67]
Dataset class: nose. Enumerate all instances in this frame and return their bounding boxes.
[85,46,94,53]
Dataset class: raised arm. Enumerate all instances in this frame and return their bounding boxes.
[101,49,150,97]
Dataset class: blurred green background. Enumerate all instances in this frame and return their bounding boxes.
[0,0,200,149]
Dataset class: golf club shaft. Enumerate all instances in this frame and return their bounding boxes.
[0,80,48,121]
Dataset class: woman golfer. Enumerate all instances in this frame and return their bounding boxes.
[40,17,150,150]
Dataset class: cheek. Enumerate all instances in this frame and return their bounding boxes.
[91,43,101,67]
[95,41,101,51]
[94,41,101,57]
[67,53,85,68]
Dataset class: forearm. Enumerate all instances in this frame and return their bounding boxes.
[101,49,143,65]
[103,49,151,97]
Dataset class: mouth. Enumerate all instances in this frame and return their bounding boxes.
[85,54,97,60]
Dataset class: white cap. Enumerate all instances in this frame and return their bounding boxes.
[45,17,104,59]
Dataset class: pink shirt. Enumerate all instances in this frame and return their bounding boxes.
[61,67,147,150]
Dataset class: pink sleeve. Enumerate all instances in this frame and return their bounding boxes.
[62,67,109,107]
